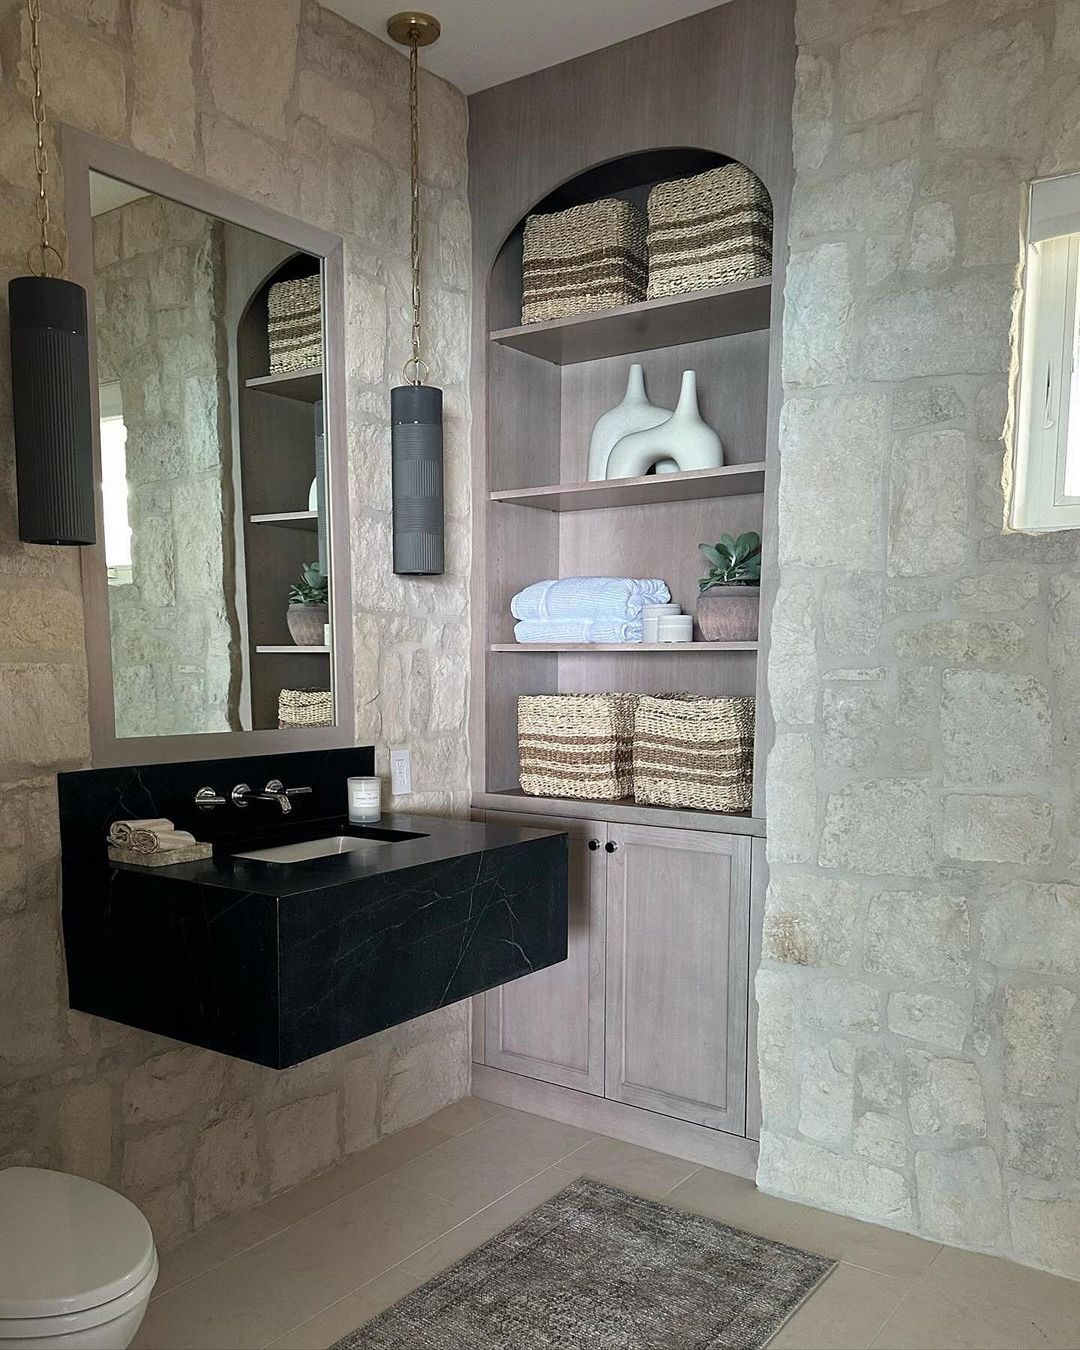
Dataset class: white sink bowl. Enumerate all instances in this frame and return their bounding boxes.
[234,835,393,864]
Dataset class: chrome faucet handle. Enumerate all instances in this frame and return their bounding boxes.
[195,786,226,810]
[283,785,313,797]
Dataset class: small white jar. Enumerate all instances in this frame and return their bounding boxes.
[642,603,682,643]
[348,776,381,824]
[656,614,694,643]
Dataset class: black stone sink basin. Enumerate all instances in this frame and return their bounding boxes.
[57,751,568,1069]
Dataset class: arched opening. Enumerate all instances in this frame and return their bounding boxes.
[488,148,773,333]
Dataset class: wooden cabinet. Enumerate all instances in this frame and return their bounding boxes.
[477,811,752,1138]
[480,812,607,1095]
[605,825,750,1133]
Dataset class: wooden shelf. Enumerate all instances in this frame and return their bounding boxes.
[489,277,772,366]
[249,510,318,531]
[245,367,323,402]
[491,462,766,512]
[475,788,766,838]
[490,642,758,653]
[255,645,330,654]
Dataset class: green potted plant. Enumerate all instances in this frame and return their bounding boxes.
[287,561,329,646]
[696,531,761,641]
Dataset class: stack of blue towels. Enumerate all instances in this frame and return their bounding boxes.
[511,577,671,644]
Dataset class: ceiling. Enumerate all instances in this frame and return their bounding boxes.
[323,0,728,95]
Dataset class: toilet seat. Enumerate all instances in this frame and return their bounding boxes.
[0,1168,157,1338]
[0,1260,158,1342]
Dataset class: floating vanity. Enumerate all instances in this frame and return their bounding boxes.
[58,749,568,1068]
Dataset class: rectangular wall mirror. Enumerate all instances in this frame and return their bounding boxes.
[65,130,352,765]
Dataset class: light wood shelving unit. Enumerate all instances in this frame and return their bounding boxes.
[465,0,795,1162]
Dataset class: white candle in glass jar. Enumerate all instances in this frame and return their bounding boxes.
[348,776,381,823]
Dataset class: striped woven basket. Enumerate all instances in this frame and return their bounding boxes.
[519,693,637,801]
[646,164,773,299]
[278,687,332,728]
[521,200,647,324]
[633,695,755,812]
[268,275,322,373]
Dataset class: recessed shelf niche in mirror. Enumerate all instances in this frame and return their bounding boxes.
[89,170,334,741]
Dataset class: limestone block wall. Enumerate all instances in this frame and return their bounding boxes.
[759,0,1080,1277]
[94,196,240,738]
[0,0,472,1247]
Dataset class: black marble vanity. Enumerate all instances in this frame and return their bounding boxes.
[58,748,568,1068]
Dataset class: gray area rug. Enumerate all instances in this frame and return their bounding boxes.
[332,1177,836,1349]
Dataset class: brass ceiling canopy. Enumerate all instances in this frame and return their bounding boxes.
[386,12,441,46]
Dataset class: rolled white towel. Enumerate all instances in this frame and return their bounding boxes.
[511,578,670,622]
[514,619,643,644]
[109,817,174,848]
[128,827,198,854]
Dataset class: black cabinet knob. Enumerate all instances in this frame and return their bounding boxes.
[605,841,618,853]
[587,839,600,851]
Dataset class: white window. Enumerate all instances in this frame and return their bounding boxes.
[1013,172,1080,531]
[99,382,133,585]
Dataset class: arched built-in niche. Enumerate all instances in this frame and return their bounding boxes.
[476,145,776,805]
[226,242,328,730]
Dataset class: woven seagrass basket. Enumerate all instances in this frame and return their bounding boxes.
[268,275,322,373]
[519,693,637,801]
[633,694,755,812]
[278,687,333,729]
[521,200,647,324]
[646,164,773,299]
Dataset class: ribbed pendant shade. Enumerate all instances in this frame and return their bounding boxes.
[391,383,444,575]
[8,275,96,546]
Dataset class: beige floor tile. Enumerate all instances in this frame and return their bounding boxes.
[401,1165,581,1281]
[256,1122,451,1226]
[132,1175,472,1350]
[553,1135,700,1199]
[386,1106,594,1211]
[264,1266,426,1350]
[870,1286,1049,1349]
[663,1165,811,1241]
[422,1094,506,1136]
[784,1208,941,1283]
[152,1207,289,1297]
[874,1245,1080,1350]
[771,1262,907,1350]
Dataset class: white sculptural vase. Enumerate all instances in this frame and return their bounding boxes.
[586,364,671,481]
[605,370,724,479]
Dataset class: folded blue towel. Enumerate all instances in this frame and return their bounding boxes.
[511,577,670,622]
[514,619,642,644]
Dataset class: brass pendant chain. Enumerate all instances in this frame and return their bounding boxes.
[404,32,428,387]
[26,0,63,278]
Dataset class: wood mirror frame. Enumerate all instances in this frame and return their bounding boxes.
[63,127,354,766]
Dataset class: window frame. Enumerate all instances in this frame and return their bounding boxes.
[1013,180,1080,531]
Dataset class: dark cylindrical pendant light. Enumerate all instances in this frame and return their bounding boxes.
[388,12,444,577]
[10,0,96,546]
[9,275,96,546]
[392,384,443,574]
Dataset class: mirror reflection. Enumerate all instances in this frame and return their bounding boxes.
[90,171,332,738]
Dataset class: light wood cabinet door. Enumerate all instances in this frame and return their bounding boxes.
[482,811,607,1095]
[605,824,751,1133]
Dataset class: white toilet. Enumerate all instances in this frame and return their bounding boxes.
[0,1168,158,1349]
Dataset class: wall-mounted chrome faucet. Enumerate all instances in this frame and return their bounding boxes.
[195,779,313,814]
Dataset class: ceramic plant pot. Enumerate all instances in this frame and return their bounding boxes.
[287,602,329,645]
[606,369,723,479]
[586,363,671,481]
[696,587,759,642]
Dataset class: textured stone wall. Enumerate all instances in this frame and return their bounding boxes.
[759,0,1080,1278]
[0,0,472,1246]
[94,196,240,738]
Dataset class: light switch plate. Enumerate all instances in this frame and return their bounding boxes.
[389,746,412,795]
